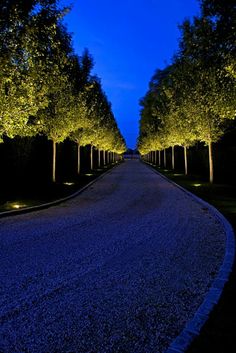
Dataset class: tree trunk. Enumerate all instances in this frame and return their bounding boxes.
[154,150,157,165]
[164,149,166,168]
[184,146,188,175]
[77,143,81,174]
[158,150,161,166]
[90,144,93,171]
[98,148,100,168]
[208,141,214,183]
[103,150,106,165]
[52,140,56,183]
[172,146,175,170]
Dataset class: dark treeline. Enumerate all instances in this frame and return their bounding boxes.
[0,0,126,186]
[138,0,236,183]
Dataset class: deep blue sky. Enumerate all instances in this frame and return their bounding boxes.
[63,0,200,149]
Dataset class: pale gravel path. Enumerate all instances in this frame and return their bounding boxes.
[0,160,225,353]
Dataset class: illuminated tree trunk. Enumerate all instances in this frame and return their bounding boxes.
[158,150,161,166]
[52,140,56,183]
[103,150,106,165]
[98,148,100,168]
[90,144,93,171]
[184,146,188,176]
[155,150,157,165]
[164,149,166,168]
[208,140,214,183]
[172,146,175,170]
[77,143,81,174]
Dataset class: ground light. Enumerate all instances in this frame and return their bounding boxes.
[6,202,28,210]
[192,183,202,187]
[63,182,75,186]
[85,173,93,176]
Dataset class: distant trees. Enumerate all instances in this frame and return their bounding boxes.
[138,0,236,183]
[0,0,126,182]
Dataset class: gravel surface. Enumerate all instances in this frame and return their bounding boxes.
[0,160,226,353]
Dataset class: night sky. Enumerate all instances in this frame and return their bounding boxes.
[63,0,200,148]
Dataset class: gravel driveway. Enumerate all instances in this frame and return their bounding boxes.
[0,160,226,353]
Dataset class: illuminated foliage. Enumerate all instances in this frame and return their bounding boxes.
[138,0,236,183]
[0,0,51,141]
[71,77,126,173]
[1,1,126,181]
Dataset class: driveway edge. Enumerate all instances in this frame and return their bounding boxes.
[143,162,235,353]
[0,164,119,219]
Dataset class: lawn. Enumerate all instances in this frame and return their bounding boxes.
[0,164,116,214]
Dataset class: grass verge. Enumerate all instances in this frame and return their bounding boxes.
[146,162,236,353]
[0,163,118,213]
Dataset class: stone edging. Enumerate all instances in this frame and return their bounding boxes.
[0,164,119,219]
[143,162,235,353]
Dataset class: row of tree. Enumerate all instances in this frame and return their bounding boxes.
[138,0,236,183]
[0,0,126,182]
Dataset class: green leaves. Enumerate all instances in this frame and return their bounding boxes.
[138,0,236,156]
[0,0,126,154]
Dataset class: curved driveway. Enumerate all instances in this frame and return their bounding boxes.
[0,160,225,353]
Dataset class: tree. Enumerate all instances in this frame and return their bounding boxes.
[178,16,235,182]
[0,0,52,142]
[35,5,80,182]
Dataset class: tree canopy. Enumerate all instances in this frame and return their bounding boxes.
[138,0,236,182]
[0,0,126,153]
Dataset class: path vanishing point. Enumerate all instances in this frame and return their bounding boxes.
[0,160,227,352]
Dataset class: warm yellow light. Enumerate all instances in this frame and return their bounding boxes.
[11,202,27,209]
[85,173,93,176]
[193,183,201,187]
[63,182,74,186]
